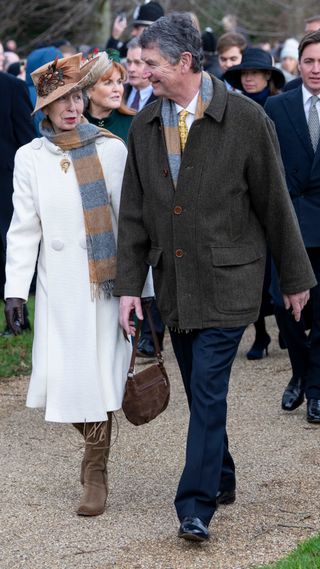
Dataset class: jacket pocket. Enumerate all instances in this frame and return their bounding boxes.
[211,246,264,314]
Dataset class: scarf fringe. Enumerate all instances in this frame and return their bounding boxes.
[90,280,115,301]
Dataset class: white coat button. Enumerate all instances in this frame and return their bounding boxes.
[31,138,42,149]
[79,235,87,249]
[51,239,64,251]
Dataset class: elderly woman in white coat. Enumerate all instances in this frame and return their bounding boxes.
[4,52,152,517]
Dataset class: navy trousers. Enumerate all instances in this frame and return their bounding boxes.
[170,326,245,525]
[271,248,320,400]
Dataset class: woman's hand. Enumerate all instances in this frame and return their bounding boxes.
[4,297,25,335]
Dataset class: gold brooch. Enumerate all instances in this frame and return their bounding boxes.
[60,157,71,173]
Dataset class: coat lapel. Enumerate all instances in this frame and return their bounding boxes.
[282,87,314,159]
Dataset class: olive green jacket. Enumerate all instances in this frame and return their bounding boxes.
[114,76,316,329]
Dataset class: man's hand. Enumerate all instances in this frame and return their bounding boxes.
[283,290,310,322]
[119,296,143,337]
[112,14,127,39]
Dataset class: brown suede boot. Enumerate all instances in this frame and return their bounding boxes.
[73,423,87,485]
[76,415,112,517]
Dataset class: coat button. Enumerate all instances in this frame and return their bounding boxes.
[79,235,87,249]
[163,168,168,176]
[51,239,64,251]
[175,249,184,258]
[174,205,183,215]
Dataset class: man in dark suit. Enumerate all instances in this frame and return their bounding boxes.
[265,30,320,423]
[124,37,157,111]
[115,13,315,541]
[0,71,35,331]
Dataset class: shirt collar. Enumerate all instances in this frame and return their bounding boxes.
[175,91,199,115]
[302,83,320,106]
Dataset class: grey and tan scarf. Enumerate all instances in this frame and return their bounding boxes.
[40,118,118,298]
[161,71,213,188]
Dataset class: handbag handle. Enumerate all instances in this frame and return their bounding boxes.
[129,301,163,374]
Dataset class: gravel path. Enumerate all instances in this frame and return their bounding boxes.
[1,316,319,569]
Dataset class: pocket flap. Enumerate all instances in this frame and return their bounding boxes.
[211,247,263,267]
[147,247,163,267]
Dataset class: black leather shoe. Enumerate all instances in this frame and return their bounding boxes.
[246,333,271,360]
[216,488,236,506]
[281,377,304,411]
[178,516,209,542]
[307,399,320,423]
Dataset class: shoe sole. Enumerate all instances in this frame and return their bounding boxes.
[217,495,236,506]
[178,532,208,542]
[307,417,320,423]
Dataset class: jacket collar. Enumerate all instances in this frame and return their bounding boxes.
[146,75,228,124]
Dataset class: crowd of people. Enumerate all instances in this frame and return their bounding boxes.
[1,1,320,543]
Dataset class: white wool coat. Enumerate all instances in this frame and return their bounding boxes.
[5,136,153,423]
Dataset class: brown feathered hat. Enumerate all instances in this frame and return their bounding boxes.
[31,51,111,114]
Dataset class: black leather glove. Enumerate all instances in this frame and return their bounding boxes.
[4,298,25,335]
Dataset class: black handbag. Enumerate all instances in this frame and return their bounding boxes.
[122,302,170,426]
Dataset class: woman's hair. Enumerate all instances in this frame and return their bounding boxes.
[139,12,203,73]
[90,60,135,116]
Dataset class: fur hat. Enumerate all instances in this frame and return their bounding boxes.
[31,51,111,114]
[223,47,285,90]
[133,1,164,26]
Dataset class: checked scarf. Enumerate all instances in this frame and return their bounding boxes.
[40,118,118,298]
[161,71,213,188]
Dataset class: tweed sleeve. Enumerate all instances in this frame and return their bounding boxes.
[113,124,151,297]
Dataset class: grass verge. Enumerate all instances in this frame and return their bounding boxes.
[256,535,320,568]
[0,296,34,377]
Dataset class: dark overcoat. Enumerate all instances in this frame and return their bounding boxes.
[114,76,316,329]
[0,72,35,243]
[265,86,320,247]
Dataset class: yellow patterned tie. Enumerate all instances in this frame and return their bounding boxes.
[178,109,189,152]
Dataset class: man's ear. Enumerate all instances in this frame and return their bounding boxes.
[180,52,193,73]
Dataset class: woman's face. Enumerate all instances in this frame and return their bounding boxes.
[281,56,298,74]
[88,68,124,114]
[44,91,84,133]
[241,69,271,93]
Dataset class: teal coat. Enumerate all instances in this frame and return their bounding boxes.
[114,76,316,329]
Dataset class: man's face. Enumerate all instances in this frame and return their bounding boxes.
[299,42,320,95]
[218,46,242,72]
[305,20,320,33]
[126,46,150,90]
[141,46,181,99]
[0,43,4,72]
[131,25,146,38]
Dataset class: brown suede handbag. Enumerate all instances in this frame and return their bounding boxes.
[122,303,170,426]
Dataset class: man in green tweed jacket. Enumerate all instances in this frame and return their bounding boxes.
[114,13,316,542]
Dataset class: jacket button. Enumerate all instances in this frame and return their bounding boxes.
[51,239,64,251]
[163,168,168,176]
[175,249,184,258]
[174,205,183,215]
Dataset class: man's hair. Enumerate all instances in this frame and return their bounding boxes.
[216,32,247,55]
[139,12,202,72]
[299,30,320,60]
[126,37,140,51]
[305,15,320,25]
